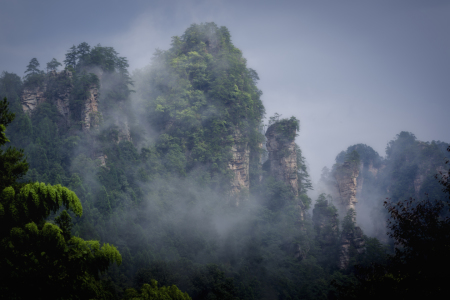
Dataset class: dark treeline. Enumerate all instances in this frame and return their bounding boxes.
[1,23,449,299]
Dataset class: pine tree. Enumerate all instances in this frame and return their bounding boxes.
[46,58,62,72]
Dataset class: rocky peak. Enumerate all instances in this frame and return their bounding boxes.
[265,120,299,196]
[334,161,359,216]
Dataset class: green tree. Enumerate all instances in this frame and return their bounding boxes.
[0,98,28,191]
[343,147,450,299]
[24,58,45,88]
[0,98,122,299]
[125,279,192,300]
[25,57,41,75]
[64,45,78,68]
[46,58,62,72]
[77,42,91,58]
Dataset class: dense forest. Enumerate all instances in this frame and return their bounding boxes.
[1,23,449,299]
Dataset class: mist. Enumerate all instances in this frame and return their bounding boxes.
[1,1,450,299]
[1,1,449,185]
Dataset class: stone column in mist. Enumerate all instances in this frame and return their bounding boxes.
[265,122,299,196]
[265,119,304,222]
[333,161,359,220]
[228,128,250,206]
[333,157,366,269]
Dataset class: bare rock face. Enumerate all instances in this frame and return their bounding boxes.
[81,86,100,131]
[21,87,46,113]
[21,70,73,122]
[228,129,250,205]
[265,123,298,196]
[333,161,366,269]
[334,161,359,214]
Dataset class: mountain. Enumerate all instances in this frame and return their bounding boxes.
[1,22,449,300]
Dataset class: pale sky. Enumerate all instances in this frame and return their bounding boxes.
[1,0,449,185]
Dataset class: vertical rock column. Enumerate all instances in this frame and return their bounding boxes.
[333,161,366,269]
[81,86,99,131]
[265,122,305,221]
[334,161,359,216]
[265,120,308,259]
[228,129,250,206]
[265,123,299,196]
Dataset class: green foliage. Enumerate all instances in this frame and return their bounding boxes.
[335,144,382,167]
[0,24,400,300]
[312,194,340,267]
[296,145,313,197]
[46,58,62,72]
[0,98,121,299]
[341,209,356,232]
[25,57,41,75]
[24,58,45,88]
[135,22,265,190]
[0,98,28,191]
[125,279,192,300]
[267,114,299,142]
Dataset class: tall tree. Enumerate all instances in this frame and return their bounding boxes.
[25,58,41,75]
[24,58,44,88]
[64,45,78,68]
[46,58,62,72]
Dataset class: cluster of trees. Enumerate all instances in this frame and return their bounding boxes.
[0,98,122,299]
[1,22,449,299]
[321,136,450,298]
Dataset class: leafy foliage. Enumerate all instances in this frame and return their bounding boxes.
[46,58,62,72]
[0,98,122,299]
[125,279,192,300]
[135,22,265,189]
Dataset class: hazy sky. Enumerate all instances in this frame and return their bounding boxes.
[1,0,449,184]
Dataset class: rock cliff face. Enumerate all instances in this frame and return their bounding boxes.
[81,86,99,131]
[265,123,298,196]
[265,121,306,227]
[21,70,73,121]
[21,86,46,113]
[228,129,250,205]
[332,161,366,269]
[334,161,359,214]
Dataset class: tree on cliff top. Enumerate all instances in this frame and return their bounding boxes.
[46,58,62,72]
[24,58,45,88]
[0,98,122,299]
